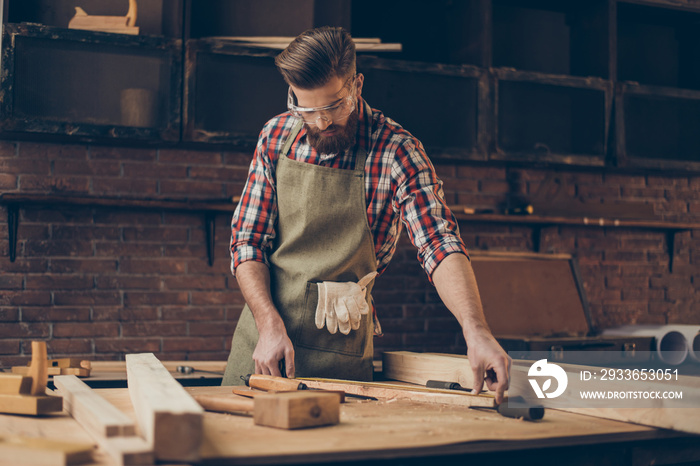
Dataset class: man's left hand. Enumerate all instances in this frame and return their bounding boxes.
[465,328,511,404]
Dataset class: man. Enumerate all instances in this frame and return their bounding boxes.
[223,26,510,403]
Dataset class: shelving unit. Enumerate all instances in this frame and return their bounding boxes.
[0,0,698,169]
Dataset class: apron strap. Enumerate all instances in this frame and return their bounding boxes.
[281,119,304,159]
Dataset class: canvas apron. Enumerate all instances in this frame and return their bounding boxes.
[222,120,377,385]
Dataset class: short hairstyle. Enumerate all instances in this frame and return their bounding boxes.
[275,26,356,89]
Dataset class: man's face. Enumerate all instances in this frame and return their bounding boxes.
[289,75,363,154]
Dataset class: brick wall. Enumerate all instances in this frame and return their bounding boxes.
[1,140,698,365]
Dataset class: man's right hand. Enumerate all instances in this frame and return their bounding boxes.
[253,323,295,378]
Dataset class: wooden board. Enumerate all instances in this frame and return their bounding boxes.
[0,436,94,466]
[384,352,700,435]
[125,353,203,462]
[54,375,136,437]
[1,386,692,465]
[13,366,91,377]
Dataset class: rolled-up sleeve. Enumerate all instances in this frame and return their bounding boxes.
[230,128,278,275]
[393,139,468,281]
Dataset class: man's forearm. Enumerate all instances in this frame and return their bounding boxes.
[235,261,285,336]
[431,253,490,337]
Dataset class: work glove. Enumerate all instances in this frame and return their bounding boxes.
[315,271,378,335]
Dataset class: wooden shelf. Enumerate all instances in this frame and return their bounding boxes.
[0,193,236,266]
[450,207,700,272]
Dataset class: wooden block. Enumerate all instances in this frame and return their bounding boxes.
[54,375,136,438]
[0,374,32,395]
[0,393,63,415]
[253,392,340,430]
[0,436,94,466]
[126,353,203,462]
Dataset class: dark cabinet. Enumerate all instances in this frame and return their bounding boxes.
[2,0,700,170]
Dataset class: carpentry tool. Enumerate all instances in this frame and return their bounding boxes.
[0,341,63,415]
[426,380,545,421]
[194,392,341,429]
[13,357,91,377]
[176,365,224,376]
[243,374,376,401]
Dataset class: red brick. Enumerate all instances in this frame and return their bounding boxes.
[0,276,23,289]
[53,291,122,306]
[222,150,253,167]
[0,339,20,354]
[54,159,120,176]
[189,322,237,337]
[0,322,50,338]
[0,173,18,189]
[92,178,158,196]
[121,322,185,337]
[24,239,93,258]
[164,276,225,291]
[122,226,188,242]
[95,275,161,290]
[161,307,225,321]
[53,322,119,338]
[124,292,188,306]
[160,180,225,197]
[189,166,248,181]
[50,259,118,274]
[162,337,223,352]
[0,308,19,321]
[95,242,163,257]
[25,275,93,290]
[159,148,222,165]
[90,146,156,161]
[53,225,120,241]
[95,338,161,353]
[92,307,159,322]
[122,162,188,179]
[119,259,186,275]
[1,291,52,306]
[19,175,90,193]
[22,308,91,322]
[46,339,93,355]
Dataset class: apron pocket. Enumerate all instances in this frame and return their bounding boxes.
[295,281,369,357]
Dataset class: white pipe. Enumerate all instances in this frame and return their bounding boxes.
[666,325,700,363]
[601,325,690,366]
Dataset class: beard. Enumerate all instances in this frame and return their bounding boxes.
[305,108,359,155]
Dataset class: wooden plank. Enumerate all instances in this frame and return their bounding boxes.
[53,376,153,466]
[385,352,700,435]
[0,436,94,466]
[299,377,495,408]
[54,375,136,438]
[253,392,340,430]
[125,353,203,462]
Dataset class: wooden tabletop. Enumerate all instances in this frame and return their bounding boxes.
[1,385,695,465]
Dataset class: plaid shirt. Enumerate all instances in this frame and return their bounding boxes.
[230,98,468,281]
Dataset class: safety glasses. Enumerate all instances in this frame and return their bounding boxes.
[287,75,357,127]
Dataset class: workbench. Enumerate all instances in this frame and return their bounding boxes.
[2,386,699,466]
